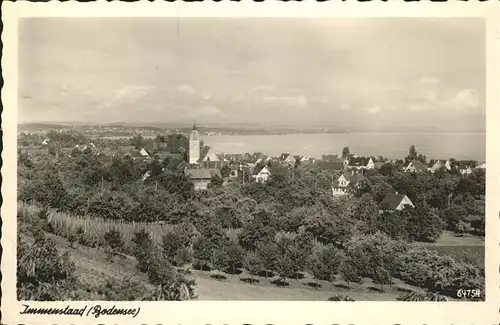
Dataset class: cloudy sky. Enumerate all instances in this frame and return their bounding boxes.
[19,18,485,130]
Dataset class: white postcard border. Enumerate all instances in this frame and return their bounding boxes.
[2,1,499,324]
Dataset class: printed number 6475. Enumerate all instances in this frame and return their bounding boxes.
[456,289,481,298]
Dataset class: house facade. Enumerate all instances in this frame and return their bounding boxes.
[428,159,452,173]
[381,193,415,211]
[332,171,367,196]
[254,166,271,183]
[184,168,222,190]
[403,160,427,173]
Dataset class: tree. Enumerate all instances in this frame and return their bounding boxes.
[256,241,280,278]
[376,210,408,240]
[302,210,359,249]
[158,171,194,201]
[442,204,468,231]
[211,248,229,278]
[404,204,444,243]
[344,232,408,286]
[404,145,426,164]
[308,245,344,287]
[149,159,163,177]
[214,206,242,229]
[470,215,485,235]
[275,238,305,284]
[243,252,263,283]
[225,241,244,274]
[455,220,473,237]
[379,163,396,177]
[146,253,197,301]
[193,236,213,270]
[18,166,68,209]
[238,208,278,251]
[339,257,362,287]
[162,231,191,266]
[221,165,231,178]
[349,194,379,232]
[132,229,155,273]
[17,231,78,300]
[208,174,223,188]
[342,147,350,159]
[371,182,395,203]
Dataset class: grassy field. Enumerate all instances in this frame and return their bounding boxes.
[418,231,485,267]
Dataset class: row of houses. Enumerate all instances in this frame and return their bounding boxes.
[404,159,486,175]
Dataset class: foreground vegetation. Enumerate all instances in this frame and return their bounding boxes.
[17,134,485,301]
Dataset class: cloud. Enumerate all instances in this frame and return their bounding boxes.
[340,102,351,110]
[261,95,309,107]
[366,105,381,114]
[198,105,222,116]
[414,77,440,86]
[446,89,482,111]
[253,84,275,92]
[177,84,195,94]
[102,85,149,108]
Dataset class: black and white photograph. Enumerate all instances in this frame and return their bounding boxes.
[13,16,489,303]
[4,4,500,324]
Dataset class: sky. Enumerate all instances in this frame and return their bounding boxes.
[19,18,486,130]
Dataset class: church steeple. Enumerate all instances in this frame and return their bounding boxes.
[192,120,197,131]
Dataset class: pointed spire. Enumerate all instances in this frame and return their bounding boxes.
[192,120,197,131]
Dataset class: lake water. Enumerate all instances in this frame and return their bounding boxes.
[199,133,486,161]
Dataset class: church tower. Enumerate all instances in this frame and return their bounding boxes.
[189,121,200,164]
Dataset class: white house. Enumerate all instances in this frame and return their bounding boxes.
[404,160,427,173]
[332,171,367,196]
[253,166,288,183]
[365,158,375,170]
[380,193,415,211]
[254,166,271,183]
[200,146,220,163]
[428,159,451,173]
[139,148,150,158]
[283,154,297,166]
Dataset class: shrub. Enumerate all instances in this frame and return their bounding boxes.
[395,248,484,298]
[103,228,124,251]
[397,291,448,301]
[132,229,155,273]
[17,232,78,300]
[225,241,244,274]
[146,253,197,300]
[455,220,473,236]
[210,248,230,278]
[162,231,190,266]
[102,277,149,301]
[193,236,213,270]
[308,245,344,284]
[243,252,263,282]
[339,256,362,287]
[256,241,280,278]
[327,294,355,301]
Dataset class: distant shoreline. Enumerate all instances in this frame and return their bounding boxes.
[17,123,486,136]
